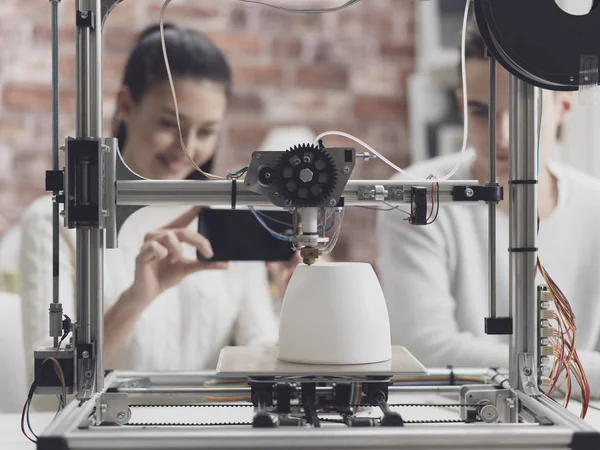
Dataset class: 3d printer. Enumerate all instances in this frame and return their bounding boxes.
[28,0,600,449]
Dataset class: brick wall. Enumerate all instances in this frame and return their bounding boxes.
[0,0,415,264]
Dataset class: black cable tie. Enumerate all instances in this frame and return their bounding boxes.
[447,365,455,386]
[27,381,37,399]
[231,179,237,210]
[508,247,538,253]
[508,180,538,185]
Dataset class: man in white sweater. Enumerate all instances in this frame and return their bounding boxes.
[377,21,600,397]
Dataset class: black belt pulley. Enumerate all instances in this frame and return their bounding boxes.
[475,0,600,91]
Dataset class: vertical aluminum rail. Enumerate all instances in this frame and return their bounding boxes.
[75,0,104,398]
[508,75,539,390]
[50,0,62,350]
[488,56,498,319]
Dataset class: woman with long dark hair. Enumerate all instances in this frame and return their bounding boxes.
[20,24,278,373]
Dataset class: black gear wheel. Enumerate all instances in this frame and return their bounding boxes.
[275,144,338,207]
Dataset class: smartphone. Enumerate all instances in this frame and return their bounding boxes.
[197,209,296,262]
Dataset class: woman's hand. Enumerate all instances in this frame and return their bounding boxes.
[131,207,228,303]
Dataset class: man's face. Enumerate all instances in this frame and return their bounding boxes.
[458,60,573,180]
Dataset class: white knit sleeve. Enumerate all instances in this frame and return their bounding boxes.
[377,208,508,369]
[19,197,76,379]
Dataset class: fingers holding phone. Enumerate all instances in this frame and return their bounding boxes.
[132,207,228,303]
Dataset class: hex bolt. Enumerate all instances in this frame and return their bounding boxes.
[299,168,314,183]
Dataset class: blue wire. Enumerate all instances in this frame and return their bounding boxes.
[324,213,336,232]
[253,209,294,227]
[26,398,38,440]
[249,207,291,241]
[227,166,249,178]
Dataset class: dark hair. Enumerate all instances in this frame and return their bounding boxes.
[459,17,564,140]
[464,17,486,61]
[114,23,232,180]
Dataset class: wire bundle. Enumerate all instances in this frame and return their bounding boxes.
[203,378,252,403]
[249,207,294,242]
[537,257,590,418]
[321,208,345,256]
[21,338,68,443]
[349,383,362,414]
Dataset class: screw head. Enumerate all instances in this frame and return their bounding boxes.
[303,156,311,163]
[84,370,93,379]
[362,191,371,199]
[343,166,350,174]
[265,172,271,179]
[255,153,261,159]
[465,187,475,198]
[274,192,280,197]
[117,412,126,421]
[329,199,337,206]
[299,168,314,183]
[394,189,403,198]
[523,367,532,376]
[284,200,293,207]
[82,351,89,359]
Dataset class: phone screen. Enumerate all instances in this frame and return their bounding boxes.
[197,209,296,262]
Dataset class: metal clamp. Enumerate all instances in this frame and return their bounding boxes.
[115,377,152,389]
[358,185,394,202]
[76,10,96,29]
[452,185,503,203]
[76,343,96,401]
[519,353,542,397]
[99,393,131,425]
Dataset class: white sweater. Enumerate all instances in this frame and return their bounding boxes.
[377,151,600,397]
[19,198,278,373]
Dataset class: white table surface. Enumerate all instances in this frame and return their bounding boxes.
[2,398,600,450]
